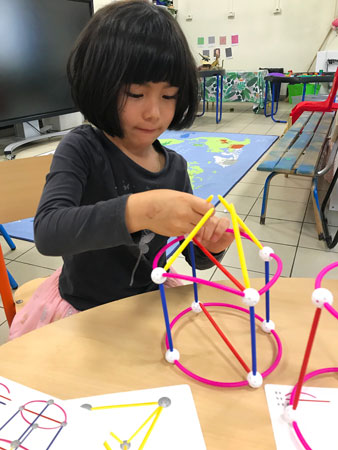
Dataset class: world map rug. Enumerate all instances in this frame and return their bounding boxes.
[2,130,277,243]
[159,130,277,203]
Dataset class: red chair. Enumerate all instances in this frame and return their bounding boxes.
[290,67,338,124]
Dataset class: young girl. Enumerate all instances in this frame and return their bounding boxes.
[9,0,234,339]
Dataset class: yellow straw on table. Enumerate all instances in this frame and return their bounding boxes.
[127,407,160,443]
[228,203,250,289]
[91,402,158,410]
[164,207,214,271]
[139,407,163,450]
[109,431,123,444]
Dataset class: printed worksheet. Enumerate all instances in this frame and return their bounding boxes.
[0,376,89,449]
[265,384,338,449]
[66,384,207,449]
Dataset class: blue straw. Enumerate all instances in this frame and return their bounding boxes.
[0,408,20,431]
[46,424,66,449]
[265,260,270,322]
[159,284,174,352]
[189,241,199,303]
[249,306,257,375]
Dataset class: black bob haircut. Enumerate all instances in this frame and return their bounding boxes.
[67,0,199,137]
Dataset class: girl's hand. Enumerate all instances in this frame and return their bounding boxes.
[195,215,234,254]
[126,190,214,237]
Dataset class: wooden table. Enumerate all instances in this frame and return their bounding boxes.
[1,278,337,449]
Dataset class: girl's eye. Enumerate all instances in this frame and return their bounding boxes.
[126,92,143,98]
[163,94,178,100]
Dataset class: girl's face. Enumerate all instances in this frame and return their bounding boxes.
[114,81,179,154]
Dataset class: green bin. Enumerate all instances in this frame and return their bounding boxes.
[288,83,321,104]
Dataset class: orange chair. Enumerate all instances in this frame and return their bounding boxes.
[290,67,338,124]
[0,244,16,326]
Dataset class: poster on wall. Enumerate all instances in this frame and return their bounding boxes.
[231,34,239,45]
[208,36,216,47]
[225,47,233,59]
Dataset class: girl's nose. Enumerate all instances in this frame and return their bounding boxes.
[143,98,160,121]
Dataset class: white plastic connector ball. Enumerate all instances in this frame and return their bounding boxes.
[312,288,333,309]
[259,246,274,262]
[283,405,297,423]
[191,301,202,313]
[243,288,260,307]
[247,371,263,388]
[261,319,275,333]
[165,348,180,363]
[151,267,167,285]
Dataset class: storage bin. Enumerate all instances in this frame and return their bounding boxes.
[288,83,321,103]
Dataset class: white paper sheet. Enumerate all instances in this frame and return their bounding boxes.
[265,383,338,450]
[66,384,206,449]
[0,376,89,449]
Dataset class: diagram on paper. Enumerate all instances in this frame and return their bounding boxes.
[67,384,206,449]
[265,384,338,450]
[0,376,88,449]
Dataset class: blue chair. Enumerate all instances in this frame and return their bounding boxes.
[0,224,18,289]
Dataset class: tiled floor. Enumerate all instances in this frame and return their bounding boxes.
[1,100,337,344]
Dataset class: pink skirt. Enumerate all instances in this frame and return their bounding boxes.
[9,267,183,340]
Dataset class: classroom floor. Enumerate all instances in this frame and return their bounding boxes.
[1,100,337,344]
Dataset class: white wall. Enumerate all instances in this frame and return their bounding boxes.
[94,0,338,72]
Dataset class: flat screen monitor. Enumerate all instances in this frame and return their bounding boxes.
[0,0,93,128]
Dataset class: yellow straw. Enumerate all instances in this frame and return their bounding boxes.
[164,207,214,271]
[138,407,163,450]
[103,441,113,450]
[228,203,250,289]
[109,431,123,444]
[206,195,214,203]
[91,402,158,410]
[236,215,263,249]
[127,407,160,443]
[217,195,232,213]
[217,195,263,249]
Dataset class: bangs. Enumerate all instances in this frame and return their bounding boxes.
[122,38,188,88]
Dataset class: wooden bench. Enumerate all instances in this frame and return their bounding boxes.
[257,110,336,240]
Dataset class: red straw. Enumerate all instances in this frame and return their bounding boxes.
[193,238,245,291]
[199,302,250,373]
[292,308,322,410]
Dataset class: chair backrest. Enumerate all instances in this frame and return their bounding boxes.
[290,68,338,124]
[0,244,16,326]
[327,67,338,109]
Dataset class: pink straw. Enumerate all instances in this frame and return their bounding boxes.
[324,302,338,320]
[165,302,282,387]
[152,236,183,269]
[315,261,338,288]
[164,272,244,297]
[258,253,283,295]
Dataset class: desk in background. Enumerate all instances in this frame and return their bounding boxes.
[264,72,335,123]
[1,278,338,449]
[198,68,225,123]
[201,70,268,112]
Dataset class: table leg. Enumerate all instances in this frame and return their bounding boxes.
[215,75,223,123]
[196,78,206,117]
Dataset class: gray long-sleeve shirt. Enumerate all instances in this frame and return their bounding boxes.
[34,125,223,310]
